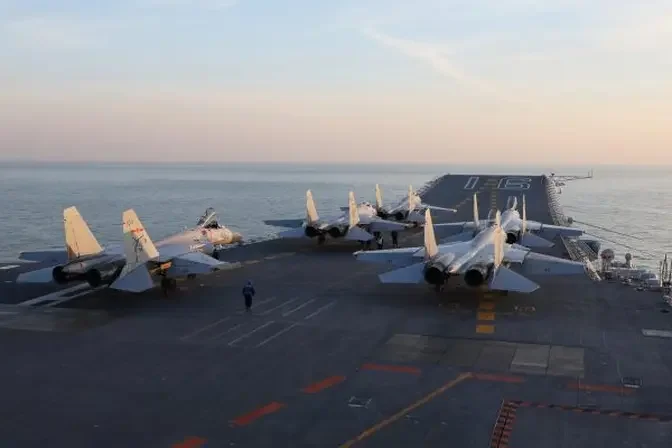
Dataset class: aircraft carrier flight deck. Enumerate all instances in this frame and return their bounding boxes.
[1,174,671,447]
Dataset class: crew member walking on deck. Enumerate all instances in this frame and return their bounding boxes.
[391,231,399,248]
[242,280,255,312]
[374,231,384,250]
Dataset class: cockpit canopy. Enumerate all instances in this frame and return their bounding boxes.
[506,196,518,210]
[197,207,220,229]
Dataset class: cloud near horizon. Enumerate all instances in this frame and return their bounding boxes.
[0,1,670,164]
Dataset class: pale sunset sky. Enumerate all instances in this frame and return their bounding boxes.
[0,0,670,164]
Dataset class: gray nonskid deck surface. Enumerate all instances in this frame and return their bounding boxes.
[1,174,671,448]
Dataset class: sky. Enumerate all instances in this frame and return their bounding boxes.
[0,0,671,164]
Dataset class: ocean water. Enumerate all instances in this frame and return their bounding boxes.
[0,162,670,271]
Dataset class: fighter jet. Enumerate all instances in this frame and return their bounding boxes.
[340,184,457,225]
[17,206,242,288]
[264,190,410,244]
[354,209,588,293]
[432,193,584,247]
[109,209,241,293]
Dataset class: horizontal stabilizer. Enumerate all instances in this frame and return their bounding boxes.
[166,251,239,277]
[525,221,584,239]
[368,220,409,233]
[488,266,539,293]
[344,226,374,241]
[354,246,421,266]
[518,252,588,276]
[18,249,67,264]
[379,262,426,284]
[278,227,309,239]
[264,219,305,229]
[16,266,57,283]
[109,265,154,293]
[520,232,554,248]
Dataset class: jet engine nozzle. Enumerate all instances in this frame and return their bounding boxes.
[327,227,345,238]
[52,266,69,284]
[304,226,320,238]
[506,232,518,244]
[394,211,407,221]
[464,263,490,287]
[423,253,456,285]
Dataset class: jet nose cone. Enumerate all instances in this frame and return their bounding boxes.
[232,233,243,243]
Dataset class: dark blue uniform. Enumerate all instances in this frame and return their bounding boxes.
[243,281,256,311]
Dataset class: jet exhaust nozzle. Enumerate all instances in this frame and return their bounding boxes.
[464,264,490,287]
[394,211,406,221]
[305,226,320,238]
[423,266,445,285]
[506,232,518,244]
[327,227,344,238]
[52,266,69,284]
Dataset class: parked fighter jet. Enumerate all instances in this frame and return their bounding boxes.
[354,209,588,293]
[264,190,410,244]
[431,193,584,247]
[109,209,241,293]
[341,184,456,225]
[17,207,242,288]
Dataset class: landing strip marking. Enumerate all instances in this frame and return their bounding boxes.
[304,300,336,320]
[476,324,495,334]
[477,311,495,321]
[171,436,207,448]
[281,298,316,317]
[17,283,93,307]
[338,373,472,448]
[231,401,286,426]
[301,375,347,394]
[255,322,299,347]
[259,297,300,315]
[361,363,422,375]
[473,373,525,384]
[228,321,275,346]
[180,316,231,341]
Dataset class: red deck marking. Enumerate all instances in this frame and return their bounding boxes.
[568,382,635,395]
[473,373,525,384]
[361,363,421,375]
[301,375,346,394]
[171,436,207,448]
[231,401,285,426]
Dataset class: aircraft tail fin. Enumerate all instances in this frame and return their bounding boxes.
[306,190,320,224]
[493,211,504,269]
[64,206,103,260]
[119,209,159,273]
[423,209,439,259]
[521,194,527,234]
[472,193,479,228]
[375,184,384,211]
[489,265,539,293]
[348,191,360,227]
[408,185,414,212]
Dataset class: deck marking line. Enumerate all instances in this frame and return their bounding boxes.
[476,324,495,334]
[255,323,298,347]
[209,323,244,341]
[567,382,635,395]
[304,300,336,320]
[180,317,231,341]
[228,321,275,346]
[508,400,672,422]
[171,436,207,448]
[260,297,300,315]
[17,283,92,307]
[282,298,316,317]
[231,401,286,426]
[479,301,495,311]
[477,311,495,321]
[251,296,277,309]
[474,373,525,384]
[301,375,347,394]
[338,372,472,447]
[361,363,421,375]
